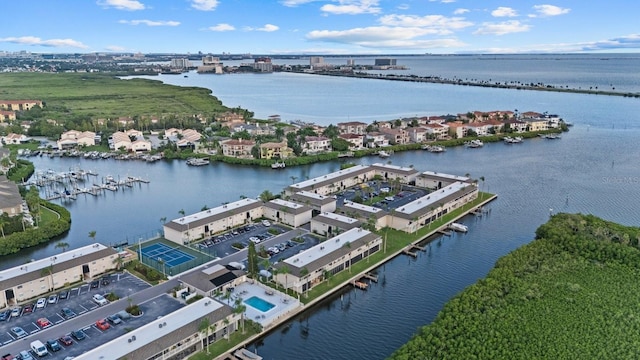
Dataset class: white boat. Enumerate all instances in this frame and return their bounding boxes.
[186,158,210,166]
[378,150,391,158]
[271,161,286,169]
[464,139,484,148]
[422,145,446,153]
[449,222,468,232]
[503,136,523,144]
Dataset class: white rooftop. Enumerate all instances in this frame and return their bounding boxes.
[269,198,305,210]
[74,298,224,360]
[371,162,417,173]
[284,228,371,268]
[317,212,359,224]
[396,182,468,215]
[343,201,383,214]
[289,164,369,189]
[420,171,470,182]
[295,190,330,201]
[202,264,226,275]
[172,198,259,226]
[0,243,108,282]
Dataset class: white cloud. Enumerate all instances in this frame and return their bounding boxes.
[530,4,570,17]
[191,0,219,11]
[105,45,127,51]
[245,24,280,32]
[207,23,235,32]
[97,0,145,11]
[119,19,180,26]
[453,8,469,15]
[321,0,381,15]
[306,26,466,49]
[473,20,530,35]
[430,0,456,3]
[0,36,88,49]
[397,4,409,10]
[491,7,518,17]
[280,0,319,6]
[378,14,473,34]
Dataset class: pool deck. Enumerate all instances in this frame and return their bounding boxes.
[217,281,300,329]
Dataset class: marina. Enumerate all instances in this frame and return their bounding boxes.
[23,168,150,201]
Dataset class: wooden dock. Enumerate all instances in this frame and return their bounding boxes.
[437,229,452,236]
[402,248,418,258]
[352,280,368,290]
[362,273,378,282]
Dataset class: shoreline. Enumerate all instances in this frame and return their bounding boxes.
[216,194,498,359]
[299,71,640,99]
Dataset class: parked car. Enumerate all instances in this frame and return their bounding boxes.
[90,280,99,289]
[61,307,76,319]
[71,329,86,341]
[17,351,33,360]
[30,340,48,357]
[100,277,110,286]
[385,196,395,201]
[262,220,271,227]
[36,298,47,309]
[0,310,10,321]
[36,317,51,328]
[46,339,62,352]
[22,304,34,314]
[58,291,69,299]
[92,294,108,306]
[48,294,58,304]
[58,335,73,346]
[106,314,122,325]
[95,319,110,331]
[116,310,131,321]
[249,237,260,244]
[10,327,27,338]
[11,307,21,318]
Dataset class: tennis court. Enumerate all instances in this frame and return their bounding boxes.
[140,243,195,268]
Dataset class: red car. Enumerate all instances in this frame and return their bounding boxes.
[58,334,73,346]
[95,319,110,331]
[22,304,34,314]
[36,317,51,328]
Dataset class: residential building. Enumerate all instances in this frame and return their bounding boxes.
[370,163,420,184]
[364,132,389,148]
[273,228,382,293]
[285,164,372,196]
[416,171,473,189]
[337,121,368,135]
[109,131,132,151]
[216,112,245,126]
[303,136,332,154]
[526,118,549,131]
[389,182,478,233]
[0,100,42,111]
[220,139,255,158]
[259,141,292,159]
[0,110,16,121]
[0,175,22,216]
[407,127,428,143]
[289,191,337,214]
[380,128,409,145]
[263,198,312,228]
[339,201,387,230]
[163,198,264,244]
[338,133,365,150]
[423,123,450,140]
[180,264,247,297]
[1,133,28,144]
[170,58,191,69]
[0,243,119,308]
[75,298,238,360]
[57,130,96,149]
[310,212,361,237]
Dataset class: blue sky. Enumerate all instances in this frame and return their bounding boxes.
[1,0,639,54]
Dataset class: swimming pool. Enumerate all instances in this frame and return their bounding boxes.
[245,296,275,312]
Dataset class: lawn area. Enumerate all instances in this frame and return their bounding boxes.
[40,204,61,224]
[0,72,227,118]
[188,321,262,360]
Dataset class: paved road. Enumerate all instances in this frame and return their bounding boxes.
[1,278,179,356]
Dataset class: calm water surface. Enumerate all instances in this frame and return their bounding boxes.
[4,64,640,359]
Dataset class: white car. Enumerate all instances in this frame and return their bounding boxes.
[262,220,271,227]
[249,237,261,244]
[36,297,47,309]
[380,187,390,193]
[11,307,21,317]
[385,196,395,201]
[92,294,108,306]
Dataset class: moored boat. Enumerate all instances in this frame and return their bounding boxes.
[271,161,286,169]
[186,158,210,166]
[449,222,468,232]
[464,139,484,148]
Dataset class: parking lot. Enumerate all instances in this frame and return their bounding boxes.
[338,181,429,211]
[194,221,290,258]
[0,272,151,350]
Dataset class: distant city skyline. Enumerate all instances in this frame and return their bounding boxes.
[1,0,639,55]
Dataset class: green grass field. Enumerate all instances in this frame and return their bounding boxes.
[0,73,227,118]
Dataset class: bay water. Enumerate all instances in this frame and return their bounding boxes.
[4,56,640,359]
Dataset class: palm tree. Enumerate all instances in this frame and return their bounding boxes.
[88,230,96,243]
[479,176,485,200]
[223,318,231,342]
[55,241,69,253]
[260,258,271,281]
[112,255,124,270]
[199,317,211,354]
[178,209,185,216]
[233,297,247,334]
[0,215,6,238]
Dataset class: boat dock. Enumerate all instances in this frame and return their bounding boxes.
[23,168,150,201]
[351,280,368,290]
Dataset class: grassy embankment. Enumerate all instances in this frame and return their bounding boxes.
[0,72,227,119]
[389,213,640,360]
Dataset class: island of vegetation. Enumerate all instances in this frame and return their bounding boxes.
[389,213,640,360]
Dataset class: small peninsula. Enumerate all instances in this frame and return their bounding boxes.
[389,213,640,360]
